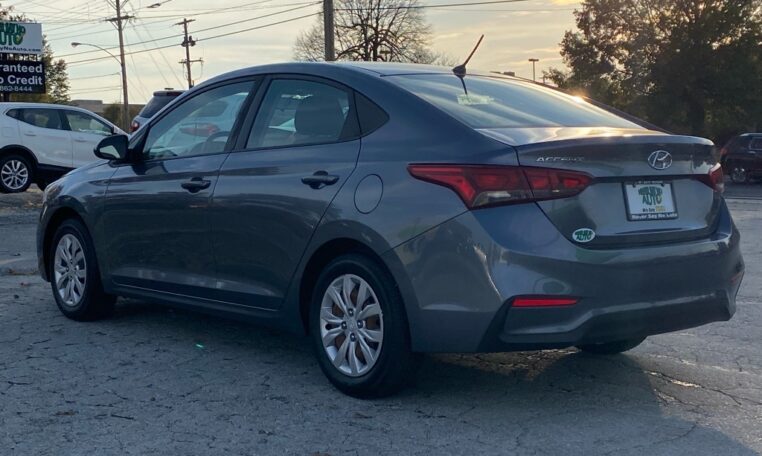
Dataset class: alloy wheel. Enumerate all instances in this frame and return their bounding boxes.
[53,234,87,307]
[320,274,384,377]
[0,159,29,190]
[731,166,747,184]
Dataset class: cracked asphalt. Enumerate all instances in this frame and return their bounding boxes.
[1,186,761,455]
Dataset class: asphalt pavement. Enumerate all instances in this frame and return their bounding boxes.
[1,184,761,455]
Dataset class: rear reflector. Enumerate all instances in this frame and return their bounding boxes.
[512,297,578,307]
[408,164,592,209]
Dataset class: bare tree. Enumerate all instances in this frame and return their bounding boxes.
[294,0,450,64]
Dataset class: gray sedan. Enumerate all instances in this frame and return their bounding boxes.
[37,62,743,397]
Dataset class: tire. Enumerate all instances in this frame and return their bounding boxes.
[728,162,750,184]
[309,253,416,398]
[48,218,116,321]
[36,180,48,191]
[0,154,33,193]
[576,337,645,355]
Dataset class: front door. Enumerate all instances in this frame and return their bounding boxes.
[210,77,361,309]
[102,80,256,297]
[62,110,115,168]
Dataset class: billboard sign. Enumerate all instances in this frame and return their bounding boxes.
[0,60,45,93]
[0,21,43,55]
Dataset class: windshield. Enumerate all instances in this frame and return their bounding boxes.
[388,74,641,129]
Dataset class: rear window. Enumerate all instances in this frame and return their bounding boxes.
[139,94,179,118]
[388,74,641,129]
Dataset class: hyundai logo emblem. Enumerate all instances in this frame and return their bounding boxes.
[648,150,672,170]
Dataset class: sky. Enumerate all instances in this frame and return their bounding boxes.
[9,0,581,104]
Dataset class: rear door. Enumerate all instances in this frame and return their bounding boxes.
[62,110,115,167]
[209,76,361,309]
[17,108,72,168]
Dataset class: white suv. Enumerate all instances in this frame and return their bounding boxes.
[0,103,124,193]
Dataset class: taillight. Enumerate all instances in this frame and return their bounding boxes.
[407,164,592,209]
[130,121,140,132]
[698,163,724,193]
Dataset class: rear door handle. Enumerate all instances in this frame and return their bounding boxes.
[181,177,211,193]
[73,137,88,143]
[301,171,339,189]
[23,131,36,136]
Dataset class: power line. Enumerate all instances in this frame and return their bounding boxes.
[56,2,321,59]
[336,0,533,10]
[66,11,320,66]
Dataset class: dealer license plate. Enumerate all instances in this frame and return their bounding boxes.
[624,181,678,221]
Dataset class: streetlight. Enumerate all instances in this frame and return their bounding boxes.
[148,0,172,8]
[72,42,129,130]
[528,58,539,82]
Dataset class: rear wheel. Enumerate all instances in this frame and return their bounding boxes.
[49,218,116,321]
[309,254,415,398]
[576,337,645,355]
[0,154,33,193]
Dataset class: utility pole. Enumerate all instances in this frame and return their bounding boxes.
[323,0,335,61]
[107,0,133,130]
[177,18,201,88]
[528,58,539,82]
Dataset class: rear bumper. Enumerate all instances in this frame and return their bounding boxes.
[385,199,743,353]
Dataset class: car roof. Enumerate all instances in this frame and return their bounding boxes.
[0,102,85,110]
[739,133,762,137]
[199,61,520,87]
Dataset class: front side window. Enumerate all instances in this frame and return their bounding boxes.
[247,79,354,149]
[18,109,64,130]
[143,81,254,160]
[65,111,112,136]
[388,74,642,129]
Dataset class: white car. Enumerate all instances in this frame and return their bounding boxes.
[0,102,125,193]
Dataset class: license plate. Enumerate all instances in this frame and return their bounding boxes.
[623,181,678,221]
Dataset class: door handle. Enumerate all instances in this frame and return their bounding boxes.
[301,171,339,189]
[181,177,211,193]
[23,131,36,136]
[73,137,88,143]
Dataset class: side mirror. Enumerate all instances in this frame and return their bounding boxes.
[94,134,129,161]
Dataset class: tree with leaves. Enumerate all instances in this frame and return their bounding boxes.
[294,0,453,65]
[546,0,762,141]
[0,4,70,104]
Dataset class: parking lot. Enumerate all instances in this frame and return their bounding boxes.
[1,187,761,455]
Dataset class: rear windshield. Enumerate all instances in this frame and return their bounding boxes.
[388,74,641,129]
[139,94,179,118]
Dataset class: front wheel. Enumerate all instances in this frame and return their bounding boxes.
[576,337,645,355]
[309,254,416,398]
[49,218,116,321]
[0,154,33,193]
[728,163,750,184]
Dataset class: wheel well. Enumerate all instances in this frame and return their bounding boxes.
[42,207,85,274]
[0,146,38,169]
[298,238,389,333]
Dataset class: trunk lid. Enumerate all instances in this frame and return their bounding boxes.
[480,127,722,247]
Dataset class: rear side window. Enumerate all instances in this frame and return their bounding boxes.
[355,93,388,135]
[388,74,641,129]
[18,108,65,130]
[139,95,178,118]
[6,109,20,120]
[750,138,762,150]
[247,79,358,149]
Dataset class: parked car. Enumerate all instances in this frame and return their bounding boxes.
[0,102,125,193]
[130,89,184,133]
[37,63,743,397]
[720,133,762,183]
